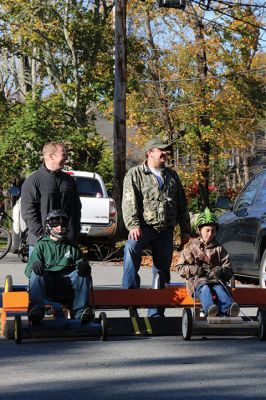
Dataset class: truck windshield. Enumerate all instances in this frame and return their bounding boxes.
[75,177,103,197]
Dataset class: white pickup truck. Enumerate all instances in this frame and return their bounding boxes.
[65,170,117,244]
[11,170,117,253]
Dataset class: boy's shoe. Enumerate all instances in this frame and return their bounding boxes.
[230,302,240,317]
[80,307,94,325]
[28,307,44,325]
[207,304,219,317]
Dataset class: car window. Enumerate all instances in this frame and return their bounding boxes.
[234,173,265,210]
[254,176,266,205]
[75,177,103,197]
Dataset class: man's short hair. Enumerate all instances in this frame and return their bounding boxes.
[42,142,65,158]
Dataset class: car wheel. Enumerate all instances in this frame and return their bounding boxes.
[259,249,266,288]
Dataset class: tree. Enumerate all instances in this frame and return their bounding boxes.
[126,0,266,209]
[0,94,113,190]
[0,0,115,192]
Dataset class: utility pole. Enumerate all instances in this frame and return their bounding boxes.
[113,0,127,238]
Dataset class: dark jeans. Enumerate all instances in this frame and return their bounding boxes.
[122,226,173,317]
[29,270,91,320]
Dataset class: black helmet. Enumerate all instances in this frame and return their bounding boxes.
[45,210,69,240]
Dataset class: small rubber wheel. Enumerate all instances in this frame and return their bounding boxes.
[257,309,266,341]
[99,312,108,341]
[14,315,22,344]
[182,308,193,341]
[4,275,13,292]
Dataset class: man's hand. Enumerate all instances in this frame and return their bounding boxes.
[128,227,142,241]
[32,261,45,276]
[77,261,91,277]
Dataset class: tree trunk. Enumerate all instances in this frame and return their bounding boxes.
[113,0,127,239]
[190,13,210,209]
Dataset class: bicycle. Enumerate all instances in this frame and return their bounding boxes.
[0,210,12,260]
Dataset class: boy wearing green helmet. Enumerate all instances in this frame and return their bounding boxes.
[176,207,239,317]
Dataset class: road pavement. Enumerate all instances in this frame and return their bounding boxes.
[0,253,265,400]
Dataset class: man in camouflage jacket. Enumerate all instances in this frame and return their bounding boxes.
[122,138,191,317]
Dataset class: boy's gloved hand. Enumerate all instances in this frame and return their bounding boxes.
[209,266,223,280]
[32,261,45,276]
[201,262,210,271]
[197,266,205,277]
[77,261,91,277]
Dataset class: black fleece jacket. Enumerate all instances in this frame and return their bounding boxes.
[21,164,81,246]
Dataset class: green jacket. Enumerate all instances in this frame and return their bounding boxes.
[25,235,85,278]
[122,162,190,233]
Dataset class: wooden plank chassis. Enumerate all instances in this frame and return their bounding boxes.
[1,287,266,338]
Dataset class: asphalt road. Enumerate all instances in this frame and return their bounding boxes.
[0,253,265,400]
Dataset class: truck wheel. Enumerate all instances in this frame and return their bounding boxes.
[182,308,193,341]
[99,312,108,341]
[4,275,13,292]
[14,315,22,344]
[259,249,266,288]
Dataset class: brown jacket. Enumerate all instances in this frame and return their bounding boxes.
[176,237,233,295]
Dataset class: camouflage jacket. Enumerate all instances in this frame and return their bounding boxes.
[176,237,233,295]
[122,161,190,233]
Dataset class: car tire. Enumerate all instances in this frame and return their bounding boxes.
[259,249,266,288]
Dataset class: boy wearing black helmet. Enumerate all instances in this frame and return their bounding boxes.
[25,210,93,325]
[176,207,239,317]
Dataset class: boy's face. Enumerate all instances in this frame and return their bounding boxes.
[49,220,68,241]
[199,225,216,244]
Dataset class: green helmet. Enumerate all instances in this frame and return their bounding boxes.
[195,207,219,230]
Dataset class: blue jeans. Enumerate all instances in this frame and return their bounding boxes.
[29,270,91,320]
[195,284,233,316]
[122,226,173,317]
[29,245,35,258]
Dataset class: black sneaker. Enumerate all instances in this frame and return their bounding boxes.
[80,307,94,325]
[28,307,44,325]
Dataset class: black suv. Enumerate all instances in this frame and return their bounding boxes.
[216,169,266,287]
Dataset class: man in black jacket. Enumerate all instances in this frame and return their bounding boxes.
[21,142,81,254]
